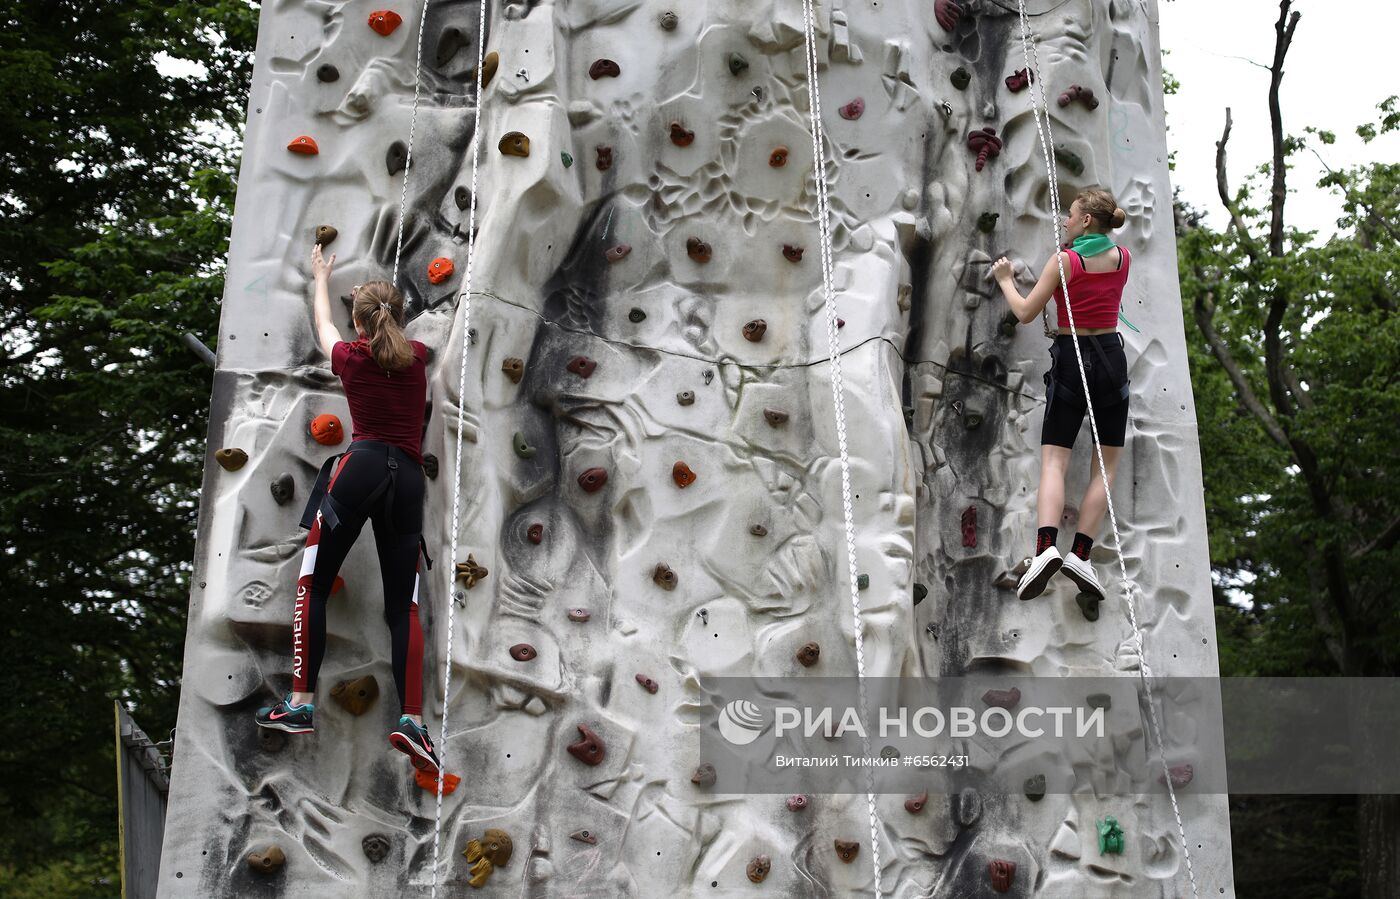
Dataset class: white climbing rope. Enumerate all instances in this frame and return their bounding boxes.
[391,0,432,286]
[799,2,885,896]
[428,0,489,894]
[1012,3,1200,896]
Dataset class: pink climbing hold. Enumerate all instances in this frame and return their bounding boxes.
[838,98,864,120]
[1005,68,1034,93]
[1058,84,1099,110]
[934,0,963,33]
[961,505,977,547]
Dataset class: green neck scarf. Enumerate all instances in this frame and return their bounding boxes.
[1072,233,1116,257]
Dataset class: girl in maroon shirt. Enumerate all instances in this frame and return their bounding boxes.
[255,244,439,777]
[991,188,1132,604]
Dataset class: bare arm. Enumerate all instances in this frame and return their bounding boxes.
[992,253,1067,324]
[310,244,343,360]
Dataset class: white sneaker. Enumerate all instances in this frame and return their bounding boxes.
[1060,552,1103,600]
[1017,546,1063,601]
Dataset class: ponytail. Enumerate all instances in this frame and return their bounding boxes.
[352,281,414,371]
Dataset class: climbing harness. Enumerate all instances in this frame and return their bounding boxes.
[799,2,886,896]
[1012,3,1200,896]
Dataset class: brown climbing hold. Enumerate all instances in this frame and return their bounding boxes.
[652,563,678,590]
[967,127,1003,171]
[935,0,962,32]
[247,845,286,874]
[570,829,597,844]
[676,390,695,406]
[362,834,391,863]
[595,146,613,171]
[782,244,803,262]
[386,140,408,175]
[527,523,543,544]
[423,454,439,479]
[479,51,498,89]
[427,257,455,285]
[215,448,248,471]
[578,467,608,492]
[659,11,678,30]
[1160,763,1195,788]
[367,10,402,36]
[455,554,489,588]
[671,461,696,488]
[501,357,524,384]
[746,855,771,883]
[834,840,860,863]
[498,131,530,157]
[567,355,596,378]
[1006,67,1034,93]
[415,769,460,795]
[795,642,820,667]
[669,122,694,147]
[567,724,606,765]
[509,643,537,662]
[635,673,659,694]
[567,607,591,622]
[330,675,379,716]
[316,64,340,83]
[961,505,977,547]
[763,408,788,426]
[271,473,295,505]
[1058,84,1099,110]
[287,135,319,155]
[435,27,467,67]
[769,146,789,167]
[750,524,767,537]
[314,225,338,248]
[685,236,711,263]
[982,687,1022,709]
[605,244,631,263]
[905,791,928,813]
[786,795,808,811]
[691,763,716,786]
[988,859,1017,893]
[742,319,767,342]
[838,98,864,120]
[311,413,343,445]
[589,59,621,79]
[463,828,513,888]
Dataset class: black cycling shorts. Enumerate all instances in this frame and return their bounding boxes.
[1041,333,1130,448]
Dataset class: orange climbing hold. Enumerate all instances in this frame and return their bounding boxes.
[367,10,403,36]
[287,135,319,155]
[415,769,461,795]
[310,413,344,445]
[428,257,455,284]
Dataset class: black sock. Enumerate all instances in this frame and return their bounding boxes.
[1071,532,1093,560]
[1036,526,1058,555]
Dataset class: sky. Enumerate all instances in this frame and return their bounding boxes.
[1159,0,1400,238]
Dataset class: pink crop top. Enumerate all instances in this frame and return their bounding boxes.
[1052,246,1131,330]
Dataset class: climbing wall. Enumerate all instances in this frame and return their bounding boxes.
[159,0,1235,895]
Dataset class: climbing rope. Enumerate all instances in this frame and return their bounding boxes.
[390,0,431,287]
[799,2,885,895]
[1012,3,1200,896]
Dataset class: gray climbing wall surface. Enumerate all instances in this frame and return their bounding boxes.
[158,0,1235,895]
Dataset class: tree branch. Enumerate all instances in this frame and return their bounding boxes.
[1353,513,1400,561]
[1191,278,1291,450]
[1215,109,1264,262]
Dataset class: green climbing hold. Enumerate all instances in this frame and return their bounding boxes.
[977,212,999,233]
[561,151,574,168]
[1097,816,1125,855]
[998,310,1019,338]
[1054,144,1085,177]
[857,573,870,590]
[1076,592,1100,621]
[951,67,971,90]
[512,432,536,460]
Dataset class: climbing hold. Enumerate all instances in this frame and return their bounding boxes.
[1006,67,1034,92]
[287,135,319,155]
[527,523,543,544]
[455,554,489,588]
[331,575,346,595]
[570,829,597,844]
[750,524,767,537]
[652,563,678,590]
[746,856,771,883]
[589,59,621,79]
[1087,693,1112,711]
[782,244,804,263]
[838,318,846,329]
[728,52,749,75]
[951,67,971,90]
[763,408,788,427]
[795,642,820,667]
[270,473,295,505]
[415,769,461,795]
[1025,773,1047,801]
[498,132,530,157]
[769,146,789,167]
[691,763,717,787]
[834,840,860,863]
[386,140,408,175]
[967,127,1003,171]
[963,406,983,430]
[857,573,870,590]
[501,357,525,384]
[910,584,928,607]
[511,431,535,460]
[659,11,678,31]
[977,212,999,233]
[1097,817,1125,855]
[686,237,711,263]
[1054,144,1085,176]
[478,51,498,90]
[362,834,391,864]
[595,146,613,171]
[628,308,646,323]
[982,687,1021,709]
[454,186,470,210]
[435,27,468,67]
[464,829,513,888]
[742,319,767,342]
[567,356,596,378]
[961,505,977,547]
[669,122,695,147]
[561,150,573,168]
[247,846,286,874]
[1076,592,1101,621]
[934,0,962,32]
[567,724,606,766]
[605,244,631,263]
[567,608,591,622]
[1058,84,1099,110]
[427,257,455,285]
[509,643,537,662]
[702,370,714,385]
[905,791,928,813]
[215,448,248,471]
[671,461,696,488]
[786,795,808,811]
[838,98,865,120]
[635,673,659,694]
[330,675,379,716]
[316,64,340,83]
[314,225,338,247]
[998,310,1019,338]
[578,467,608,492]
[676,390,695,406]
[367,10,402,36]
[423,454,439,479]
[988,859,1017,893]
[1161,763,1195,788]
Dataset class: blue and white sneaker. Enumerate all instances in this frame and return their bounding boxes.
[389,717,441,775]
[254,694,315,734]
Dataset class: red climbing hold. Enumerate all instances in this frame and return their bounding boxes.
[527,523,544,544]
[782,244,804,263]
[578,467,608,493]
[287,135,319,155]
[935,0,962,32]
[967,128,1003,172]
[988,859,1017,892]
[669,122,695,147]
[1005,68,1034,92]
[838,98,864,120]
[905,791,928,813]
[310,413,344,446]
[589,59,621,79]
[415,769,460,795]
[567,724,606,765]
[961,505,977,547]
[567,355,597,378]
[428,257,455,284]
[605,244,632,263]
[368,10,403,36]
[672,461,697,488]
[982,687,1022,710]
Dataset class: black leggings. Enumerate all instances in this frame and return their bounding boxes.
[292,441,426,715]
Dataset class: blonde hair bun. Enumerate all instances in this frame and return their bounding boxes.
[1111,207,1126,229]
